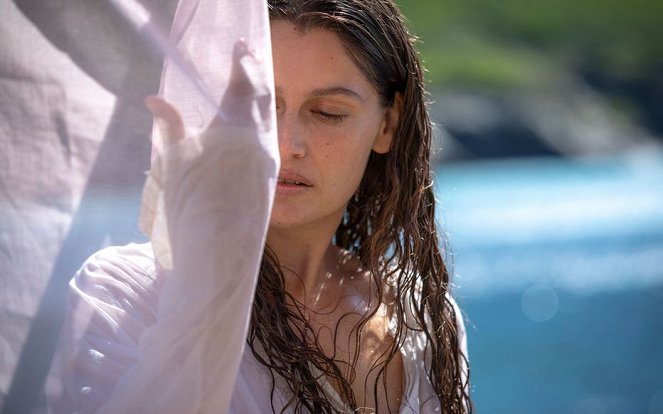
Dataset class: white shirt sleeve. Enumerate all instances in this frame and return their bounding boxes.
[46,243,160,414]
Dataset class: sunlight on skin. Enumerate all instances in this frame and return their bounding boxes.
[265,20,404,412]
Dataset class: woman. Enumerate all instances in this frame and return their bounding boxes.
[48,0,471,413]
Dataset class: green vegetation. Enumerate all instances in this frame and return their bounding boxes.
[397,0,663,90]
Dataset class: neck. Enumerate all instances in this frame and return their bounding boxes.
[266,217,342,306]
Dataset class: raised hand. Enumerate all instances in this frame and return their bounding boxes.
[95,39,277,414]
[141,39,276,271]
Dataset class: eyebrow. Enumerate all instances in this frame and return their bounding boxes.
[275,86,365,102]
[311,86,365,101]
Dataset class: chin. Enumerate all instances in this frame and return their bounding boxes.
[269,200,314,226]
[268,211,307,229]
[268,202,347,233]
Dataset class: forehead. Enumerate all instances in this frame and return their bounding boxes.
[270,20,374,98]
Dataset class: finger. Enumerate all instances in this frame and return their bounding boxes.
[237,44,270,99]
[236,44,271,124]
[145,96,186,146]
[214,39,271,128]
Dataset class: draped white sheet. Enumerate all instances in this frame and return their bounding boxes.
[0,0,277,412]
[94,2,279,409]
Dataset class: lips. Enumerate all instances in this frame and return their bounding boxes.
[278,178,310,186]
[277,170,312,187]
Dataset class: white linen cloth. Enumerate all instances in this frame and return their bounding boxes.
[0,0,172,408]
[46,0,279,412]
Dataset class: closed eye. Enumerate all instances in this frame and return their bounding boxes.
[311,109,347,123]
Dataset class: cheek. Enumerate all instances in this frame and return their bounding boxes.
[321,138,373,193]
[321,133,372,167]
[315,118,382,188]
[323,122,378,158]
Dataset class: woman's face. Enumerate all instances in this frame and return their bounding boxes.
[269,20,397,232]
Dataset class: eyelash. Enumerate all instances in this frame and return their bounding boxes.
[312,109,346,123]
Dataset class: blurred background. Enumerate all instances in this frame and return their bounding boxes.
[1,0,661,413]
[398,0,663,412]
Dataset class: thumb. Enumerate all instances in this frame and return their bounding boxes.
[145,96,186,146]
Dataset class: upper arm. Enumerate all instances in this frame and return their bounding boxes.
[47,243,158,414]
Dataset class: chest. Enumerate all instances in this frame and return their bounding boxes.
[310,306,405,412]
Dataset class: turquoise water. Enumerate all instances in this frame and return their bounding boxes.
[464,288,663,413]
[434,152,663,413]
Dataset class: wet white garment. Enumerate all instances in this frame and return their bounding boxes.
[46,243,469,414]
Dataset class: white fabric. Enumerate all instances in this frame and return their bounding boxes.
[47,243,469,413]
[58,0,279,412]
[142,0,278,270]
[0,0,173,407]
[2,0,272,410]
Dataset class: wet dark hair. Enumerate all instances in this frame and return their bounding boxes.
[248,0,472,412]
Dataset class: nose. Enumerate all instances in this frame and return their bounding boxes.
[277,112,306,159]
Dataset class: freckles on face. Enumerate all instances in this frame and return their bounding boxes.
[269,20,388,229]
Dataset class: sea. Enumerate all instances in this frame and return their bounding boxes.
[434,150,663,413]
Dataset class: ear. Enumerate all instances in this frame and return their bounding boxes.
[372,92,402,154]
